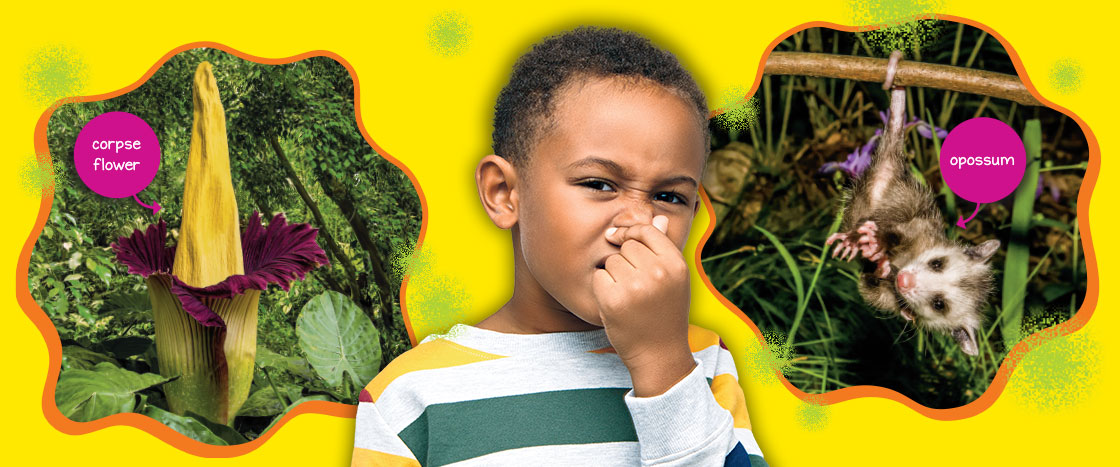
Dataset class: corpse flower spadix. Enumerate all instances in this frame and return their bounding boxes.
[112,62,329,424]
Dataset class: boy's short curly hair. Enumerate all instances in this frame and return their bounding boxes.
[493,27,709,169]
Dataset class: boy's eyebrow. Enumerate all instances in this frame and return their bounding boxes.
[567,156,698,189]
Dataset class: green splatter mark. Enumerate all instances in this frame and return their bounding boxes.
[847,0,945,56]
[24,44,89,108]
[1011,332,1100,412]
[392,241,432,279]
[714,86,758,131]
[19,153,65,198]
[1049,58,1083,95]
[796,396,830,431]
[395,243,469,339]
[427,11,472,57]
[745,329,795,384]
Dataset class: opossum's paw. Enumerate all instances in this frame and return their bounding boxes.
[855,221,886,262]
[875,258,891,278]
[826,232,861,261]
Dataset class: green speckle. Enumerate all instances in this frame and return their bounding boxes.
[24,44,89,108]
[392,241,432,279]
[1049,58,1083,95]
[714,86,758,131]
[427,11,472,57]
[745,329,795,384]
[848,1,945,56]
[19,153,65,198]
[1011,332,1100,412]
[397,244,469,339]
[796,396,830,431]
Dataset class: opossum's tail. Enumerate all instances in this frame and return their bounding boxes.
[864,87,909,208]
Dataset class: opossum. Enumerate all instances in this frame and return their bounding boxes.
[825,86,1000,356]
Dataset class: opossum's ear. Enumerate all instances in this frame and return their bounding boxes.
[965,239,1000,263]
[952,327,979,356]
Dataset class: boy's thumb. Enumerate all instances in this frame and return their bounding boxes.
[653,215,669,234]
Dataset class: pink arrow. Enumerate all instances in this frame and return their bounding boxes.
[133,194,161,215]
[956,203,981,229]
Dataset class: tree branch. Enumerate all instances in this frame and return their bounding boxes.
[269,135,363,297]
[764,52,1042,106]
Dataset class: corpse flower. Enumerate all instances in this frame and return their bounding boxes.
[111,62,328,424]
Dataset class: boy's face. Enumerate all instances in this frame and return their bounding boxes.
[514,76,707,327]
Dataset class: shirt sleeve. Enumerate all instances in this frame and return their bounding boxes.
[351,400,422,467]
[624,352,766,467]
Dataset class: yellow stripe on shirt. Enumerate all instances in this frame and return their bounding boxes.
[361,338,506,402]
[711,373,751,430]
[352,447,421,467]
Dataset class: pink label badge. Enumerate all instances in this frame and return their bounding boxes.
[73,111,162,214]
[939,117,1026,228]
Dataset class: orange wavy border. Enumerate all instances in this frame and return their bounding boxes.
[695,16,1099,420]
[18,42,430,456]
[15,15,1101,455]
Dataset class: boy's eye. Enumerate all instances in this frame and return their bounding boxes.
[654,192,687,205]
[578,180,615,192]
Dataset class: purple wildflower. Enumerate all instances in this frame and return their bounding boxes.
[821,135,877,178]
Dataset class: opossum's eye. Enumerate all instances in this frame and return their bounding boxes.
[931,295,947,313]
[928,257,945,272]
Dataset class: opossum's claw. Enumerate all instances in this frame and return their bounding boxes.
[876,259,892,278]
[825,232,847,247]
[900,308,914,321]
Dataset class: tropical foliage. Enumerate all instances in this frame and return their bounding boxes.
[32,48,420,442]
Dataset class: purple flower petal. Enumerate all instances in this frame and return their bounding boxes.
[820,137,876,178]
[112,212,330,328]
[912,120,948,140]
[112,220,175,277]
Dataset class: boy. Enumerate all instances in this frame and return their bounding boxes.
[352,27,766,466]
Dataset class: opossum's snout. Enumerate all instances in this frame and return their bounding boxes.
[896,270,916,292]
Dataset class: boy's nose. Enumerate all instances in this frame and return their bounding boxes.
[611,196,654,228]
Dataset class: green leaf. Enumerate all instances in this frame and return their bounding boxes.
[257,345,316,381]
[102,291,152,325]
[296,291,381,388]
[183,411,250,445]
[261,395,332,435]
[141,406,228,445]
[67,252,82,270]
[102,336,153,359]
[237,385,303,417]
[62,345,120,370]
[55,362,172,422]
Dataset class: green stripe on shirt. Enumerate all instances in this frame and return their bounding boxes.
[400,387,637,466]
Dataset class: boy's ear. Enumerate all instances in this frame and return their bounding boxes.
[476,154,520,229]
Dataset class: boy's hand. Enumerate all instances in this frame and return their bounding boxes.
[593,215,696,397]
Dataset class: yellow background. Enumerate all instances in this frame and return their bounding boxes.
[2,1,1113,464]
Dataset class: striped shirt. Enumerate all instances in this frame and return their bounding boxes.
[352,324,766,466]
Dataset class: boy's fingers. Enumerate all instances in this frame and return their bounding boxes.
[615,224,678,256]
[603,253,637,280]
[604,216,674,254]
[619,237,657,269]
